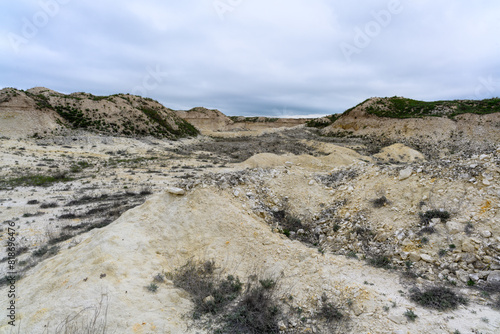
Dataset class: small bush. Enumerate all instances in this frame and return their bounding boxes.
[419,210,450,225]
[346,251,358,259]
[33,246,49,257]
[317,293,343,323]
[48,232,73,245]
[372,196,388,208]
[419,226,436,235]
[219,282,281,334]
[170,260,242,317]
[368,255,391,269]
[438,249,447,257]
[147,283,158,293]
[464,222,474,235]
[27,199,39,205]
[40,201,59,208]
[409,286,467,310]
[404,309,418,322]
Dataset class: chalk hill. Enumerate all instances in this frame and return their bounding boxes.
[0,87,199,139]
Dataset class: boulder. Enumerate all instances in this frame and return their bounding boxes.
[487,271,500,284]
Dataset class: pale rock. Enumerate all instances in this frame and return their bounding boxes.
[399,167,413,181]
[483,256,493,264]
[402,238,413,247]
[400,252,409,260]
[446,221,463,235]
[480,230,492,238]
[456,270,470,283]
[469,273,479,282]
[387,314,407,325]
[203,295,215,304]
[420,254,433,263]
[483,179,491,186]
[166,187,185,195]
[478,271,490,279]
[430,218,441,225]
[479,154,489,161]
[308,180,315,186]
[278,320,287,331]
[409,252,421,262]
[487,271,500,283]
[461,253,477,264]
[461,239,476,252]
[233,189,240,197]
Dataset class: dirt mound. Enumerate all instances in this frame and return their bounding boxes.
[239,144,370,170]
[0,87,199,139]
[374,143,426,163]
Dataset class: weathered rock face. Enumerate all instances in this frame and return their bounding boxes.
[0,87,65,138]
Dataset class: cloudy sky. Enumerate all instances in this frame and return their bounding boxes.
[1,1,500,117]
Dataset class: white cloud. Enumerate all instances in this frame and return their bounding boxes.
[1,0,499,116]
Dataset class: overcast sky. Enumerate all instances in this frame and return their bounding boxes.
[1,1,500,117]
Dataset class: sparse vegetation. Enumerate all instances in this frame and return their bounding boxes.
[404,309,418,322]
[147,282,158,293]
[371,196,388,208]
[409,286,468,310]
[168,260,348,333]
[364,96,500,118]
[419,209,451,225]
[367,255,391,269]
[0,173,72,189]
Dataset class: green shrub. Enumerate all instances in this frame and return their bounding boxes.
[368,255,391,269]
[404,309,418,322]
[317,293,343,322]
[372,196,388,208]
[147,283,158,293]
[409,286,467,310]
[419,210,450,224]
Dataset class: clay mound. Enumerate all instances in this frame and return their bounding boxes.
[374,143,426,163]
[239,145,370,170]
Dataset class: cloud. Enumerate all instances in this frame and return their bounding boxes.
[1,0,499,116]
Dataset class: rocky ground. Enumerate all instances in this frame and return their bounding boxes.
[1,96,500,333]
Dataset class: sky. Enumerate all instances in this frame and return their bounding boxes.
[1,1,500,117]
